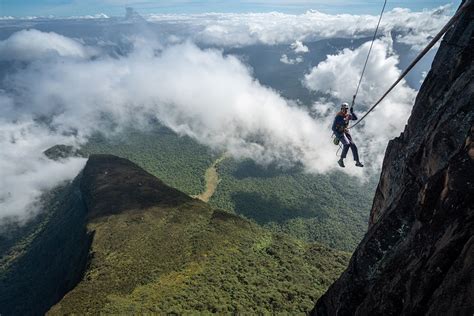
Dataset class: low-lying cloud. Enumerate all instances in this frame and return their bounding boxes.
[291,40,309,53]
[0,120,86,224]
[0,29,339,223]
[280,54,303,65]
[0,29,97,61]
[5,35,338,168]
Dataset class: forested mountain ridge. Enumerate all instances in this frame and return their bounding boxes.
[313,2,474,315]
[0,154,350,314]
[82,129,375,252]
[49,154,348,314]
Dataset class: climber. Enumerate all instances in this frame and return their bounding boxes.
[332,103,364,168]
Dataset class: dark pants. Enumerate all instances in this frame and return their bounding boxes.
[339,132,359,162]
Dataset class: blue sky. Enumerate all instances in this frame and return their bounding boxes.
[0,0,462,17]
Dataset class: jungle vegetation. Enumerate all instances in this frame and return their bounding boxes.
[82,126,376,251]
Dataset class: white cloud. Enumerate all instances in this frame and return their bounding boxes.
[396,31,438,52]
[304,37,416,169]
[0,29,349,224]
[291,40,309,53]
[0,29,97,61]
[0,119,86,224]
[390,6,450,51]
[6,37,337,169]
[145,6,452,49]
[280,54,303,64]
[280,40,307,65]
[67,13,110,19]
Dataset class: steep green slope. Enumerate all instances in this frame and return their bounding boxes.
[0,180,91,316]
[48,155,349,314]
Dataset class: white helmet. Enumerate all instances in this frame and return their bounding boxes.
[341,102,349,110]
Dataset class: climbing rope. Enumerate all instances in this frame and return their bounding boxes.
[350,0,472,129]
[351,0,387,108]
[332,134,343,157]
[336,143,343,157]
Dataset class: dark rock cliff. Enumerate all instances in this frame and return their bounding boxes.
[313,1,474,315]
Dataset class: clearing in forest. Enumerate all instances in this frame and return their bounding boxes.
[194,154,227,202]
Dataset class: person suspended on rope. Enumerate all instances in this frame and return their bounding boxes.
[332,102,364,168]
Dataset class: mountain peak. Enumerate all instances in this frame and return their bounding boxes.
[81,154,192,219]
[44,154,349,314]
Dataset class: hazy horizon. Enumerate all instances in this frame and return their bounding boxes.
[0,0,462,18]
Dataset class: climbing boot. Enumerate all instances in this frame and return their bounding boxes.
[338,158,345,168]
[355,161,364,167]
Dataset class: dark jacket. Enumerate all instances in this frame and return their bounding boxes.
[332,111,357,136]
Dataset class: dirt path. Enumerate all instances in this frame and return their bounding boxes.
[194,154,227,203]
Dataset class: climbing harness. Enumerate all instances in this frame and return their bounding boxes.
[350,0,473,129]
[336,144,343,157]
[351,0,387,109]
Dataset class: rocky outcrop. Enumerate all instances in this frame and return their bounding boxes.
[43,144,86,161]
[313,1,474,315]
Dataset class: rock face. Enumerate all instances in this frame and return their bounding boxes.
[313,2,474,315]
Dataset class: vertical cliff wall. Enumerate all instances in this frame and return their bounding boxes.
[313,1,474,315]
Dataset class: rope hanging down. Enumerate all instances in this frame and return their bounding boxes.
[351,0,387,108]
[351,0,472,129]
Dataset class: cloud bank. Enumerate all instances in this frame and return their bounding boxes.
[0,29,98,61]
[5,36,338,169]
[1,29,338,223]
[146,6,452,48]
